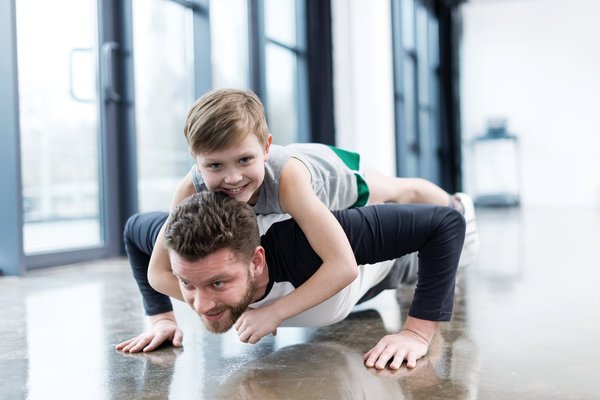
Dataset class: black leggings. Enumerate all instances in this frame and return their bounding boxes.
[124,211,171,315]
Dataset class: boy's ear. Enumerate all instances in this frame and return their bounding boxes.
[264,134,273,158]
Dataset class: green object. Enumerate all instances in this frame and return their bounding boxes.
[328,146,370,208]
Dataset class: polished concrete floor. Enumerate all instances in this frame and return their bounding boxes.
[2,206,600,399]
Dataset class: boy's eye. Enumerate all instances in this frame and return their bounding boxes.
[239,157,253,165]
[208,163,223,170]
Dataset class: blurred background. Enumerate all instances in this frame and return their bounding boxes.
[2,0,599,275]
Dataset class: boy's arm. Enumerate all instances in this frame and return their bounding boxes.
[148,226,184,301]
[363,316,438,370]
[234,158,359,344]
[147,171,197,302]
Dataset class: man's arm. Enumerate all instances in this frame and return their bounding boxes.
[335,203,464,369]
[334,204,465,322]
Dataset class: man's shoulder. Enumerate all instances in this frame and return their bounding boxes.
[257,213,293,236]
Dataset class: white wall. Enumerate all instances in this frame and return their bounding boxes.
[332,0,396,175]
[461,0,600,207]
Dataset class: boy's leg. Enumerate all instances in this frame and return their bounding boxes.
[123,211,172,315]
[362,166,451,206]
[362,165,480,267]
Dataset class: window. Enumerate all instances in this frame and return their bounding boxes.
[262,0,309,144]
[392,0,442,182]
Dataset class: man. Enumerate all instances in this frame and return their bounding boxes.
[117,192,465,370]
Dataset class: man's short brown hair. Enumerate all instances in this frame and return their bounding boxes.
[184,89,269,155]
[164,192,260,263]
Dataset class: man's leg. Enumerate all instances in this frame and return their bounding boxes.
[453,192,480,267]
[123,211,172,315]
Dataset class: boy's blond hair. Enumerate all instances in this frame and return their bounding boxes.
[184,89,269,155]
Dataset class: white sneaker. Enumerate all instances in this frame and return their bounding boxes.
[453,192,480,267]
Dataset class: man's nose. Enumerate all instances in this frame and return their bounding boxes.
[192,290,216,315]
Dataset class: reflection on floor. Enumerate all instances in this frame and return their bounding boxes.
[2,206,600,399]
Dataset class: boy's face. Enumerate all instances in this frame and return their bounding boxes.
[195,134,271,204]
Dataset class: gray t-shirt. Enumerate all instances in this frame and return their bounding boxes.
[191,143,364,214]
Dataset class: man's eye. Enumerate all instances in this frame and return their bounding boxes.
[179,280,193,289]
[212,281,224,289]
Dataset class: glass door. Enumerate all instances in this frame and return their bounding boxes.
[131,0,197,212]
[15,0,105,256]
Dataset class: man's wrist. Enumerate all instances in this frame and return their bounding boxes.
[402,316,438,344]
[149,311,177,325]
[262,302,287,324]
[400,328,430,345]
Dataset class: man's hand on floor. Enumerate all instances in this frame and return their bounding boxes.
[363,316,437,370]
[115,312,183,353]
[363,329,429,369]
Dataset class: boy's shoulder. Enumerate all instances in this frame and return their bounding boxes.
[266,144,293,169]
[271,142,334,164]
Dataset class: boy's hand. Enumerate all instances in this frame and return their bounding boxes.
[234,307,281,344]
[363,329,429,370]
[115,313,183,353]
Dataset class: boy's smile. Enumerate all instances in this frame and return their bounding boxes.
[195,134,271,204]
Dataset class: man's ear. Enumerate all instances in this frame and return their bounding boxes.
[250,246,266,276]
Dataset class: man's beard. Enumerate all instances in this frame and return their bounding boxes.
[201,272,257,334]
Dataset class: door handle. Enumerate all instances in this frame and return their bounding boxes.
[102,41,121,103]
[68,47,95,103]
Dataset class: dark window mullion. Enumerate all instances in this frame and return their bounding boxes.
[248,0,266,101]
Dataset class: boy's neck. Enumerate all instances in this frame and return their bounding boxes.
[247,184,262,206]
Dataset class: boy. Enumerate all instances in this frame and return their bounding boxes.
[147,89,477,344]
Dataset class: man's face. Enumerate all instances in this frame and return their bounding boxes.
[194,134,271,205]
[170,248,258,333]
